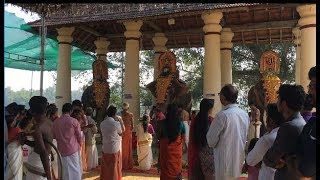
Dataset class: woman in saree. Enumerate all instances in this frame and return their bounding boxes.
[136,115,155,170]
[188,98,215,180]
[159,103,185,180]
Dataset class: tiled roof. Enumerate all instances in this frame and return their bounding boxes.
[16,3,260,26]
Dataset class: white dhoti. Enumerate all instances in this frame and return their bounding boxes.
[25,151,48,180]
[61,151,82,180]
[85,144,98,170]
[51,139,59,179]
[183,121,189,148]
[6,142,23,180]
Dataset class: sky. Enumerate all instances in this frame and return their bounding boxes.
[4,4,84,91]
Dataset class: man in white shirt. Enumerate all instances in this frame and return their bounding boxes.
[206,84,250,180]
[100,105,125,180]
[246,103,283,180]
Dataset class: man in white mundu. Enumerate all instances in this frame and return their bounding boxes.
[207,84,250,180]
[53,103,82,180]
[6,120,24,180]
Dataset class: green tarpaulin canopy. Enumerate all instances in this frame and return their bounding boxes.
[4,11,117,71]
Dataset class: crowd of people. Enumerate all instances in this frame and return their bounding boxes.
[5,66,316,180]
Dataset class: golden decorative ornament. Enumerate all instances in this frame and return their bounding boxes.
[259,50,280,75]
[156,76,173,104]
[93,81,109,108]
[262,74,281,104]
[92,58,109,108]
[158,51,177,75]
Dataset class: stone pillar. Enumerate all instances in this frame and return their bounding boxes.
[56,27,75,115]
[123,20,143,124]
[202,11,223,114]
[152,33,168,80]
[292,27,301,84]
[94,37,110,61]
[220,28,234,87]
[297,4,316,91]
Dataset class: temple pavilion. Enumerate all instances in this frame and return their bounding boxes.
[15,3,316,120]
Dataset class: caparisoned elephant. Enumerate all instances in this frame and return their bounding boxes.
[146,51,192,113]
[81,83,110,126]
[146,77,192,113]
[82,57,110,127]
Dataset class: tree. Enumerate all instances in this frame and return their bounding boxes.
[231,42,295,110]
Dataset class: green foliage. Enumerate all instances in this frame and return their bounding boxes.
[172,48,204,107]
[4,86,86,108]
[231,42,295,110]
[109,83,123,108]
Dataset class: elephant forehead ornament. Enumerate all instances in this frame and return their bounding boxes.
[156,52,177,104]
[92,57,110,108]
[259,50,281,104]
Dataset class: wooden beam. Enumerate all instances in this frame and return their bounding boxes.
[144,21,162,32]
[78,25,103,37]
[103,19,296,39]
[229,19,297,32]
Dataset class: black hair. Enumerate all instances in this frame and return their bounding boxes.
[142,114,150,133]
[248,138,259,152]
[29,96,48,115]
[6,102,19,116]
[72,99,83,107]
[308,66,316,80]
[164,103,182,143]
[5,114,16,129]
[191,110,196,115]
[46,103,58,117]
[107,105,117,117]
[220,84,238,103]
[19,109,33,129]
[278,84,306,112]
[266,103,283,126]
[62,103,73,113]
[17,105,26,113]
[193,98,214,148]
[71,109,82,120]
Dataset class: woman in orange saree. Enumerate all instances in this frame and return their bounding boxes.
[159,103,186,180]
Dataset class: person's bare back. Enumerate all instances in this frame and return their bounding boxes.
[27,96,54,180]
[33,117,53,155]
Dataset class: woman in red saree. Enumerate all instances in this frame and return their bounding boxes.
[159,103,186,180]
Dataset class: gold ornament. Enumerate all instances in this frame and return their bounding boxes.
[262,74,281,104]
[156,76,173,104]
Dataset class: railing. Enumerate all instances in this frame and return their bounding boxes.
[4,51,41,65]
